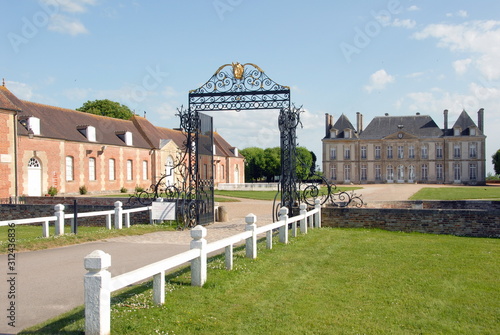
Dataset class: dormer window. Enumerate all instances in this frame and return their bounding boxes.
[470,127,476,136]
[330,129,338,138]
[77,125,96,142]
[19,116,40,135]
[116,131,133,146]
[344,129,351,139]
[454,127,461,136]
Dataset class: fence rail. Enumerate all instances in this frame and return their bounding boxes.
[83,200,321,335]
[0,201,150,237]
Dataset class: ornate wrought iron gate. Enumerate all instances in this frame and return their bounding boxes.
[184,62,300,223]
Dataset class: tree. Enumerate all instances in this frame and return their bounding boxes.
[492,149,500,175]
[76,99,134,120]
[263,147,280,182]
[295,147,314,180]
[240,147,266,182]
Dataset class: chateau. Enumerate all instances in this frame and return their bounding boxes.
[0,84,244,199]
[322,109,486,185]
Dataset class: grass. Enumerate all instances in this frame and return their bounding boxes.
[20,228,499,334]
[0,223,175,254]
[410,186,500,200]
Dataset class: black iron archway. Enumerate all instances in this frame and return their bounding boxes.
[179,62,301,224]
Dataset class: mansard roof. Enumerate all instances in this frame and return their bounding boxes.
[331,114,357,138]
[360,114,443,139]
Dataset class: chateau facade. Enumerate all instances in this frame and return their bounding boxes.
[0,84,244,199]
[322,109,486,185]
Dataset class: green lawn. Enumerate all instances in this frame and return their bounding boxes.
[20,228,499,334]
[410,186,500,200]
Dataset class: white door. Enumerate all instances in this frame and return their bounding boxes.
[27,157,42,196]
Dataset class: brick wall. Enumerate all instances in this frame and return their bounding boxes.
[323,201,500,238]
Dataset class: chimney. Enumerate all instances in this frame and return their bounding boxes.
[478,108,484,132]
[325,113,331,138]
[443,109,448,132]
[356,112,363,134]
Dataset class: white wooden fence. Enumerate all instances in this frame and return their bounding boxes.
[0,201,150,237]
[83,200,321,335]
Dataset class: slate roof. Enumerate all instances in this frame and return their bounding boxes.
[1,84,242,155]
[330,114,356,139]
[449,110,483,136]
[360,115,443,139]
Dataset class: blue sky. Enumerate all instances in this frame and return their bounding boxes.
[2,0,500,174]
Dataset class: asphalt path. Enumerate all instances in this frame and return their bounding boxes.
[0,183,455,333]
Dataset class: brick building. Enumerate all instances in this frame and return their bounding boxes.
[0,84,244,198]
[322,109,486,185]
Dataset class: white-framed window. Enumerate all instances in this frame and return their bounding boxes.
[454,163,461,181]
[409,165,415,181]
[436,164,443,180]
[436,144,443,159]
[361,164,367,180]
[421,164,428,180]
[127,160,133,181]
[470,127,476,136]
[469,143,477,158]
[330,147,337,160]
[421,145,428,159]
[344,164,351,181]
[397,165,404,180]
[387,146,393,159]
[142,160,148,180]
[397,146,404,159]
[469,163,477,180]
[387,165,394,181]
[109,159,115,181]
[454,144,461,158]
[89,157,96,181]
[361,146,367,159]
[409,145,415,159]
[330,165,337,180]
[66,156,74,181]
[375,146,381,159]
[375,165,381,180]
[344,146,351,160]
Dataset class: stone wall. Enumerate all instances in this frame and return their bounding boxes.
[0,196,150,226]
[323,201,500,238]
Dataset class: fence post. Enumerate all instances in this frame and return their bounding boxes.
[153,270,165,305]
[225,244,233,270]
[300,203,308,234]
[54,204,65,236]
[314,199,321,228]
[278,207,289,244]
[114,201,123,229]
[245,213,257,259]
[106,214,112,229]
[42,220,49,238]
[190,225,207,287]
[84,250,111,335]
[266,230,273,249]
[124,212,131,228]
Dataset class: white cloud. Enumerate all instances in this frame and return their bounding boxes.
[413,20,500,80]
[406,72,424,78]
[48,14,88,35]
[6,81,34,100]
[391,18,416,29]
[446,10,468,18]
[364,69,395,93]
[453,58,472,75]
[41,0,96,35]
[407,5,419,12]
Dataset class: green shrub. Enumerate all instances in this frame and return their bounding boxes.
[79,185,88,195]
[120,187,127,193]
[135,185,145,193]
[47,186,58,197]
